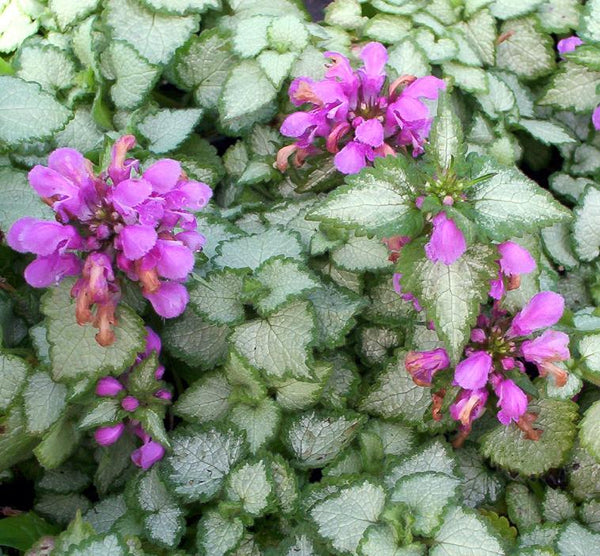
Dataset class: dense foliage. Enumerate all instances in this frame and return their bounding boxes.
[3,0,600,555]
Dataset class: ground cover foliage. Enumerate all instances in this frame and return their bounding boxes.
[2,0,600,555]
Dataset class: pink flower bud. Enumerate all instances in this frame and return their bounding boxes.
[453,351,492,390]
[470,328,486,344]
[405,348,450,386]
[424,212,467,265]
[94,423,125,446]
[497,242,536,277]
[154,389,172,401]
[154,365,165,380]
[557,36,583,57]
[494,379,528,426]
[95,376,124,397]
[450,388,488,428]
[508,292,565,337]
[131,441,165,470]
[121,396,140,412]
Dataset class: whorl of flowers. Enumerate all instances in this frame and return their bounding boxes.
[276,41,446,174]
[94,328,170,470]
[7,136,212,346]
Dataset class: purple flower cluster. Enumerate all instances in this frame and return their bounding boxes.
[406,291,569,439]
[557,36,600,130]
[7,136,211,345]
[276,42,446,174]
[94,327,170,470]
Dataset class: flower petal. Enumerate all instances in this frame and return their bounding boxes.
[424,212,466,265]
[508,291,565,337]
[24,253,81,288]
[355,118,384,147]
[143,159,182,193]
[144,281,189,318]
[156,239,195,280]
[497,241,536,275]
[403,76,446,100]
[111,178,152,215]
[131,440,165,469]
[334,141,369,174]
[453,351,492,390]
[119,225,158,260]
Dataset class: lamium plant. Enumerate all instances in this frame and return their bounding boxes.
[3,0,600,555]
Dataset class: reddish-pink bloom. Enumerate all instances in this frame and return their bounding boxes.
[131,440,165,470]
[494,379,528,425]
[508,291,565,337]
[450,388,488,429]
[405,348,450,386]
[557,36,583,57]
[424,212,466,265]
[95,423,125,446]
[96,376,124,397]
[453,351,492,390]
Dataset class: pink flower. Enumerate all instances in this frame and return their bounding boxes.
[494,379,528,425]
[450,388,488,429]
[453,351,492,390]
[424,212,467,265]
[593,105,600,131]
[521,330,570,387]
[405,348,450,386]
[277,42,445,174]
[95,423,125,446]
[489,241,536,300]
[508,291,565,337]
[121,396,140,412]
[7,137,211,344]
[557,36,583,57]
[393,273,422,312]
[96,376,124,397]
[131,440,165,470]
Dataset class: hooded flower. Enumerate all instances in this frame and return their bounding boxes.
[405,348,450,386]
[521,330,570,387]
[453,351,493,390]
[508,291,565,337]
[424,212,466,265]
[277,42,445,174]
[557,36,583,57]
[7,137,211,345]
[494,379,528,426]
[450,388,488,430]
[489,241,536,300]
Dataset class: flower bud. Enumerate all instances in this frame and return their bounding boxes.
[121,396,140,412]
[96,376,124,397]
[94,423,125,446]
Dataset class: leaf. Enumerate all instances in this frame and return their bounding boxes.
[164,426,245,503]
[138,108,203,154]
[580,401,600,464]
[538,0,581,33]
[0,513,58,551]
[539,62,600,112]
[214,228,303,270]
[516,119,576,146]
[506,483,542,530]
[360,352,432,424]
[332,233,393,272]
[270,456,299,515]
[542,488,575,523]
[35,493,91,526]
[174,373,231,424]
[414,29,458,64]
[468,157,571,241]
[226,460,274,516]
[23,372,67,434]
[0,1,39,54]
[0,76,71,145]
[392,472,460,536]
[569,445,600,502]
[579,334,600,375]
[429,93,465,171]
[556,522,600,555]
[363,14,412,43]
[196,510,244,556]
[106,41,160,110]
[163,310,229,370]
[359,524,425,556]
[257,50,297,88]
[0,406,38,471]
[430,506,504,556]
[308,282,364,348]
[250,257,320,316]
[232,15,271,58]
[573,186,600,261]
[139,0,219,14]
[387,38,430,78]
[79,399,122,430]
[229,399,281,453]
[457,446,504,508]
[15,43,77,92]
[287,411,363,468]
[173,29,235,110]
[219,60,277,133]
[399,243,497,362]
[310,481,386,554]
[267,15,309,52]
[42,280,146,382]
[83,495,127,534]
[476,72,516,119]
[49,0,99,30]
[38,465,90,494]
[490,0,544,18]
[385,440,458,489]
[308,156,418,237]
[481,398,578,476]
[0,352,28,412]
[189,269,247,325]
[55,107,104,153]
[63,533,128,556]
[496,17,555,80]
[580,0,600,43]
[106,0,198,65]
[443,62,488,94]
[232,301,315,379]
